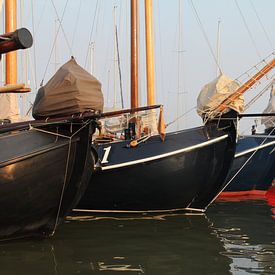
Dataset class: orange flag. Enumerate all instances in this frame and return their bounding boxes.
[158,105,166,141]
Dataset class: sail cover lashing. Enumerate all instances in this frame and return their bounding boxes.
[32,57,104,119]
[261,80,275,129]
[197,74,244,121]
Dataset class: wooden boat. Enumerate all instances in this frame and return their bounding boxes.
[221,131,275,197]
[220,82,275,197]
[75,1,236,214]
[77,108,237,213]
[0,0,100,241]
[76,1,275,214]
[0,118,97,241]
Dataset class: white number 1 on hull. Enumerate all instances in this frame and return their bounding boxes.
[101,146,111,164]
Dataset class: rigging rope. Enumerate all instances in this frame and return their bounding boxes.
[201,52,275,123]
[206,126,275,209]
[235,52,275,82]
[249,0,274,52]
[244,75,274,111]
[115,24,124,109]
[166,107,196,128]
[189,0,222,73]
[71,0,83,52]
[33,0,48,38]
[84,0,99,69]
[33,119,93,236]
[40,0,70,86]
[50,0,73,57]
[234,0,261,59]
[54,121,92,235]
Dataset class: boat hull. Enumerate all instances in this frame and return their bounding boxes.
[220,132,275,196]
[77,122,236,213]
[0,122,95,240]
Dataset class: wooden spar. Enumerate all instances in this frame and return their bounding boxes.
[217,58,275,113]
[0,83,24,92]
[102,104,160,118]
[131,0,138,109]
[145,0,155,105]
[0,28,33,54]
[5,0,17,84]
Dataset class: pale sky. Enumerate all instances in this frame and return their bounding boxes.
[1,0,275,132]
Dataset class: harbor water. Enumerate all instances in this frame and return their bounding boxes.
[0,195,274,275]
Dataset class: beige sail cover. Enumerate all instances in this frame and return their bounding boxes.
[261,80,275,129]
[32,58,103,119]
[197,74,244,119]
[0,93,20,122]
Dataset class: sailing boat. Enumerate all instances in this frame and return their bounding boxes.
[0,0,100,241]
[75,0,274,214]
[220,80,275,198]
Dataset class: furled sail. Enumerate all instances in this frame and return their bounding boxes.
[197,74,244,120]
[32,57,104,119]
[261,80,275,129]
[0,93,20,122]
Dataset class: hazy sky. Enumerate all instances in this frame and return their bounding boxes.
[1,0,275,131]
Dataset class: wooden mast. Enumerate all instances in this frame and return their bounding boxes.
[145,0,155,105]
[131,0,138,108]
[217,58,275,113]
[5,0,17,84]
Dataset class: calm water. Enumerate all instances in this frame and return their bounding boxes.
[0,199,274,275]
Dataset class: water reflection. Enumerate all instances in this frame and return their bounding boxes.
[0,200,274,275]
[208,200,275,274]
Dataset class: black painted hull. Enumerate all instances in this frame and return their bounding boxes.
[0,121,95,241]
[223,131,275,194]
[77,122,236,213]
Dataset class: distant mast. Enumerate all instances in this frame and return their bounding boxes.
[5,0,17,84]
[216,19,221,77]
[131,0,138,108]
[145,0,155,105]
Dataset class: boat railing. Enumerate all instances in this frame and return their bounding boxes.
[202,53,275,122]
[93,104,164,143]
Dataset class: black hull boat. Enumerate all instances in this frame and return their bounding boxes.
[76,115,237,214]
[220,128,275,197]
[0,120,96,241]
[77,2,274,215]
[0,17,103,240]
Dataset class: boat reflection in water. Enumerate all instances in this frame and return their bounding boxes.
[208,200,275,274]
[0,214,230,274]
[0,200,274,275]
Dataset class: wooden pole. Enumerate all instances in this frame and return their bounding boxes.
[145,0,155,105]
[5,0,17,84]
[131,0,138,108]
[218,58,275,113]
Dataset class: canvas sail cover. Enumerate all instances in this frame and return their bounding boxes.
[261,80,275,129]
[197,74,244,119]
[32,57,103,119]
